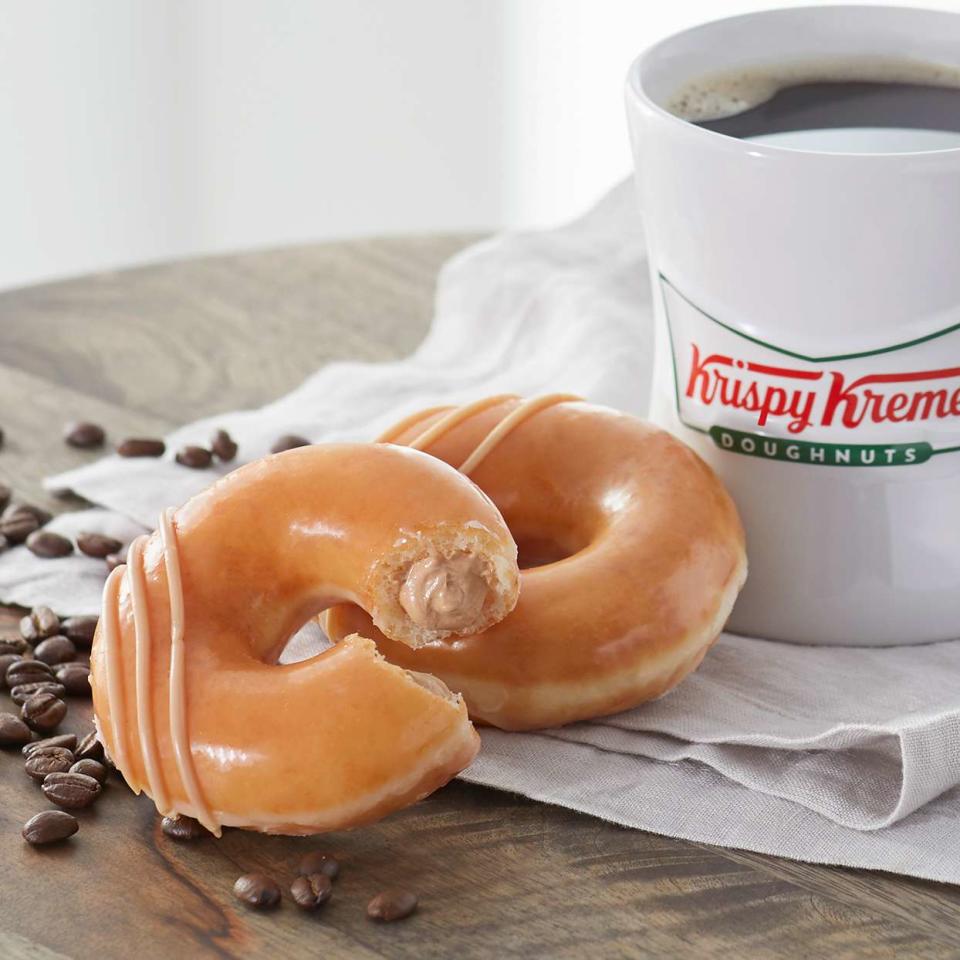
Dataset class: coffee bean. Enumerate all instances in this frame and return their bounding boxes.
[210,429,238,462]
[55,663,89,696]
[42,771,101,809]
[76,532,123,559]
[26,531,74,559]
[64,422,106,449]
[35,606,60,636]
[290,874,333,911]
[74,731,104,763]
[298,851,340,880]
[233,874,281,910]
[33,635,76,667]
[270,434,310,454]
[116,437,165,458]
[0,636,29,656]
[24,746,75,781]
[6,658,54,689]
[22,810,79,845]
[0,654,22,678]
[11,682,66,707]
[61,615,99,647]
[105,545,129,573]
[4,503,52,526]
[24,734,77,757]
[0,483,11,511]
[20,605,59,644]
[21,692,67,733]
[175,446,213,469]
[70,759,108,784]
[0,712,32,747]
[1,513,39,544]
[161,814,210,841]
[367,889,418,922]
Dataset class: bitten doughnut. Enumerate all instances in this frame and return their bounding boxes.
[325,395,747,730]
[90,443,520,835]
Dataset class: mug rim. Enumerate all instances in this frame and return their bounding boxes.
[625,4,960,160]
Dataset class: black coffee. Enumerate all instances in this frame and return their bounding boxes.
[695,80,960,139]
[667,59,960,151]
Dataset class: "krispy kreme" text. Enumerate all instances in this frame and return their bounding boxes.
[684,344,960,436]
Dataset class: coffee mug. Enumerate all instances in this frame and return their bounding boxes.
[625,6,960,646]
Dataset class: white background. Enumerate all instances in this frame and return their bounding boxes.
[0,0,956,290]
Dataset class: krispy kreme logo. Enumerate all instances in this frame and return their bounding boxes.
[660,275,960,468]
[686,346,960,435]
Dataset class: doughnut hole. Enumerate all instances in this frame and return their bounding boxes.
[505,514,597,571]
[265,595,345,665]
[277,617,333,664]
[516,536,576,569]
[276,610,460,710]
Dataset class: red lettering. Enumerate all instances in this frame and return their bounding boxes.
[907,389,949,420]
[885,392,910,422]
[684,343,960,434]
[950,389,960,417]
[685,344,720,404]
[821,373,864,428]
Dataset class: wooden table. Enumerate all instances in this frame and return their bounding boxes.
[0,237,958,959]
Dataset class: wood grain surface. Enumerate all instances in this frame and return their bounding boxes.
[0,236,957,959]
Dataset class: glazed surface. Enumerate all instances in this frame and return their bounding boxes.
[89,443,522,832]
[326,397,748,730]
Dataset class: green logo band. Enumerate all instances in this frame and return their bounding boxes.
[709,427,933,467]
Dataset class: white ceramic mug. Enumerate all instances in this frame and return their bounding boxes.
[625,6,960,646]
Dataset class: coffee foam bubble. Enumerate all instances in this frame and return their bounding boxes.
[667,57,960,123]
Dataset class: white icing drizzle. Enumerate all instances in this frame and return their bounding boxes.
[376,404,449,444]
[383,395,581,473]
[406,394,516,453]
[456,394,580,476]
[128,534,171,815]
[101,566,133,786]
[160,508,219,835]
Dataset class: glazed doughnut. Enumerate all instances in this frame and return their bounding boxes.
[90,443,520,835]
[324,395,747,731]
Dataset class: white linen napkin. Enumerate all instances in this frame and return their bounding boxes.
[3,180,959,884]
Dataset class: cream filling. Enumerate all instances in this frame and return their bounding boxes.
[399,551,488,632]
